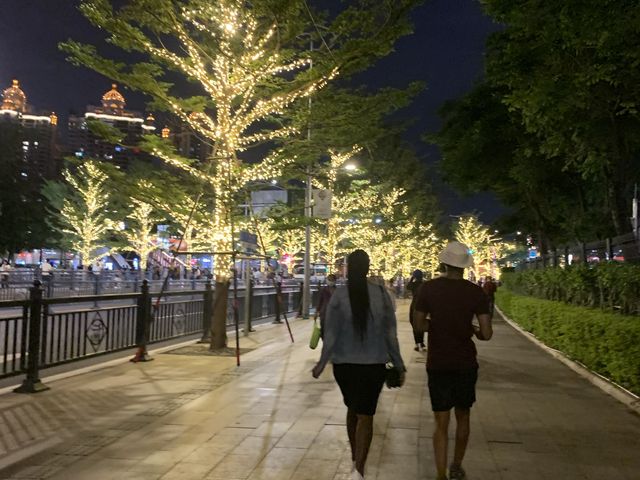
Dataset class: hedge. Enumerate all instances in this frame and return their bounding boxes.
[496,289,640,396]
[501,263,640,315]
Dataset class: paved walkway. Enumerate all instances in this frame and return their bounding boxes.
[0,301,638,480]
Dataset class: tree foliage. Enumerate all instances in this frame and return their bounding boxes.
[45,161,115,266]
[432,1,640,246]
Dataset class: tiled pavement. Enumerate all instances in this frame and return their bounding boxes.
[0,300,639,480]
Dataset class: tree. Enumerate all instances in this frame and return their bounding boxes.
[481,0,640,235]
[61,0,428,276]
[61,0,343,276]
[431,83,606,249]
[120,180,160,272]
[454,215,513,279]
[47,161,115,266]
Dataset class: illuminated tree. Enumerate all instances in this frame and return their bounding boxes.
[121,181,160,271]
[63,0,338,276]
[454,215,511,278]
[56,161,114,266]
[243,216,279,257]
[313,146,362,271]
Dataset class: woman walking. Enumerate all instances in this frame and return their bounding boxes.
[407,269,426,351]
[312,250,405,480]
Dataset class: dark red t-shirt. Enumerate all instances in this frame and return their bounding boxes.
[414,277,490,370]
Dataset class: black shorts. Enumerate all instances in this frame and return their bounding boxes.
[427,368,478,412]
[333,363,386,416]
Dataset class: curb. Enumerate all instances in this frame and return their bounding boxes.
[495,305,640,416]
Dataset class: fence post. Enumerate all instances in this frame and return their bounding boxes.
[14,281,49,393]
[130,279,153,362]
[200,277,213,342]
[605,237,613,261]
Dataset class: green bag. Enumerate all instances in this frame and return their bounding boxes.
[309,319,321,349]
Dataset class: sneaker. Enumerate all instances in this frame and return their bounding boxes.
[449,465,466,480]
[420,342,426,351]
[351,469,364,480]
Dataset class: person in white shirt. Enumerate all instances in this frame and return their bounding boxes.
[41,260,53,276]
[0,261,11,289]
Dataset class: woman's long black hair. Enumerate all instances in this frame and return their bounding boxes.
[347,249,370,340]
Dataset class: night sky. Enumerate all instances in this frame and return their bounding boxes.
[0,0,504,224]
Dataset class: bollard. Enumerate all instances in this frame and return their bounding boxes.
[14,281,49,393]
[130,280,153,362]
[200,277,213,342]
[244,279,253,336]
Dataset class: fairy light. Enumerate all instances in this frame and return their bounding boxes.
[139,1,339,275]
[59,161,113,266]
[123,181,159,270]
[454,216,513,279]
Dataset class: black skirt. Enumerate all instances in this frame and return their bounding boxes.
[333,363,386,415]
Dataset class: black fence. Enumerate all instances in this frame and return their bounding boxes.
[518,232,640,270]
[0,280,317,390]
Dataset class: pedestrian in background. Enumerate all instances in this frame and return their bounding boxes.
[315,273,337,337]
[0,260,11,289]
[386,278,396,311]
[407,269,426,351]
[413,242,492,480]
[482,276,498,317]
[312,249,405,480]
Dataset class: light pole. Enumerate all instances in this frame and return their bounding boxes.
[302,38,314,319]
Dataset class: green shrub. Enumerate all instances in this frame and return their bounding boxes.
[497,289,640,396]
[501,263,640,315]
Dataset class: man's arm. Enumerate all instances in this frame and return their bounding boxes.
[413,310,430,333]
[473,313,492,340]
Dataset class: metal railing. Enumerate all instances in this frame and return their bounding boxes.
[518,232,640,270]
[0,271,305,301]
[1,280,317,391]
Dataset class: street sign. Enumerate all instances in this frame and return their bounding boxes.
[312,189,332,219]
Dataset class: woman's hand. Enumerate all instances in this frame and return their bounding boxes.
[312,363,323,379]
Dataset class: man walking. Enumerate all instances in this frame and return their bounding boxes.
[413,242,493,480]
[482,276,498,317]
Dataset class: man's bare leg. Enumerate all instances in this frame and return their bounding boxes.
[347,408,357,463]
[452,407,470,468]
[354,414,374,476]
[433,411,451,479]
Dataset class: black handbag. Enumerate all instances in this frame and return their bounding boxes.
[385,363,402,389]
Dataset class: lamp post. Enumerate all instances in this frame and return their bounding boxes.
[302,38,314,319]
[302,168,312,319]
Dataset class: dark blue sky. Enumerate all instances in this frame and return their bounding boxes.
[0,0,505,223]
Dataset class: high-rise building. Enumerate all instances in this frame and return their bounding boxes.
[67,84,157,169]
[0,79,60,184]
[0,79,61,252]
[162,112,213,165]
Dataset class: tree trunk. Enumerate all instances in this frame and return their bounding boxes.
[605,175,627,236]
[210,279,228,350]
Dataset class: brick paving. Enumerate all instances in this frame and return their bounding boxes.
[0,300,638,479]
